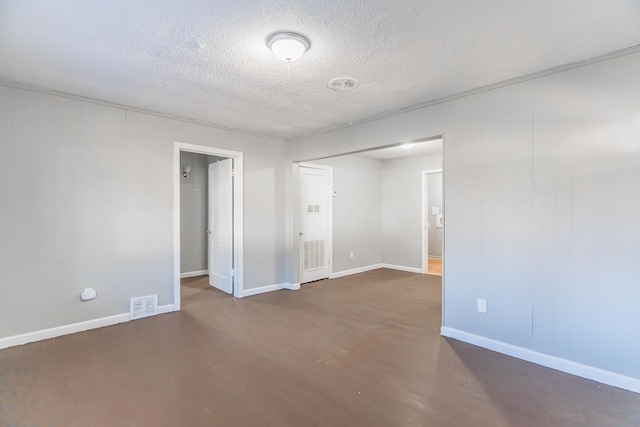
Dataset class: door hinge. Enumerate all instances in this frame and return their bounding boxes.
[231,268,235,278]
[231,168,236,177]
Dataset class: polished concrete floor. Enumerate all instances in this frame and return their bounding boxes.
[1,269,639,426]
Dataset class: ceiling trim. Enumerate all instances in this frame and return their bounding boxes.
[287,43,640,143]
[295,135,443,163]
[3,42,639,145]
[354,151,443,162]
[0,79,286,144]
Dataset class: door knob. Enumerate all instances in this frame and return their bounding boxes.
[207,230,212,234]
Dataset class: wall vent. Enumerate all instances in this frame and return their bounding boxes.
[303,240,325,271]
[130,295,158,320]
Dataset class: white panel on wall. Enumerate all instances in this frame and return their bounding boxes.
[0,85,288,341]
[287,51,640,382]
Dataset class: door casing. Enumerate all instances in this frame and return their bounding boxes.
[174,142,244,308]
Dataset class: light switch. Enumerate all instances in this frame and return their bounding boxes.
[432,207,439,215]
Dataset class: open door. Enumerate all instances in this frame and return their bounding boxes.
[208,159,233,294]
[299,164,332,283]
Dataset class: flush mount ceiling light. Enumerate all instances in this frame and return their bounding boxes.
[400,143,415,150]
[267,32,310,63]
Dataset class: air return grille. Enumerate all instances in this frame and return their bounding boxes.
[303,240,325,271]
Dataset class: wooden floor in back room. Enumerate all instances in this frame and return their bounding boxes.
[0,269,639,426]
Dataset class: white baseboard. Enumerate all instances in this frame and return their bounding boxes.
[0,304,175,351]
[441,326,640,394]
[155,304,177,315]
[180,270,208,279]
[381,263,423,274]
[241,283,300,298]
[330,263,383,279]
[241,284,282,297]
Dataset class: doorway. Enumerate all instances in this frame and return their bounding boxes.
[174,142,244,309]
[422,169,443,276]
[298,162,333,284]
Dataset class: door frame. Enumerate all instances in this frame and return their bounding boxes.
[174,142,244,308]
[422,168,443,274]
[297,162,333,283]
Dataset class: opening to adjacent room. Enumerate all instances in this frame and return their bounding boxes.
[293,135,444,286]
[174,142,245,308]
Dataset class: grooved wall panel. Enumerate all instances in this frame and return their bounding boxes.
[288,52,640,379]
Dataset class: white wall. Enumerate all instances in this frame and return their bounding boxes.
[381,155,442,269]
[286,51,640,382]
[0,85,287,339]
[312,155,383,273]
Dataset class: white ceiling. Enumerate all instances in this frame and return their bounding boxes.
[1,1,639,141]
[358,138,443,160]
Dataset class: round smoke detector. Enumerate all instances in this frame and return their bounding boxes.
[327,77,358,91]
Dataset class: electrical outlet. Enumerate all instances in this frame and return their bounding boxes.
[350,251,354,258]
[477,298,487,314]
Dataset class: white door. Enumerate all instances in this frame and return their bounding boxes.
[299,165,332,283]
[208,159,233,294]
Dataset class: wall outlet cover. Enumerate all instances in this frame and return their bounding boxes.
[477,298,487,314]
[80,288,97,301]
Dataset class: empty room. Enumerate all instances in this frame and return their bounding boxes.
[1,1,640,426]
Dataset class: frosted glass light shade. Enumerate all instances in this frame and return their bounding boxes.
[267,32,310,63]
[400,143,415,150]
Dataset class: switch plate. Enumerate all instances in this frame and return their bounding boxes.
[477,298,487,314]
[350,251,354,258]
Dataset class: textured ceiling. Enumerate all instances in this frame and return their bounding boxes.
[1,1,640,141]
